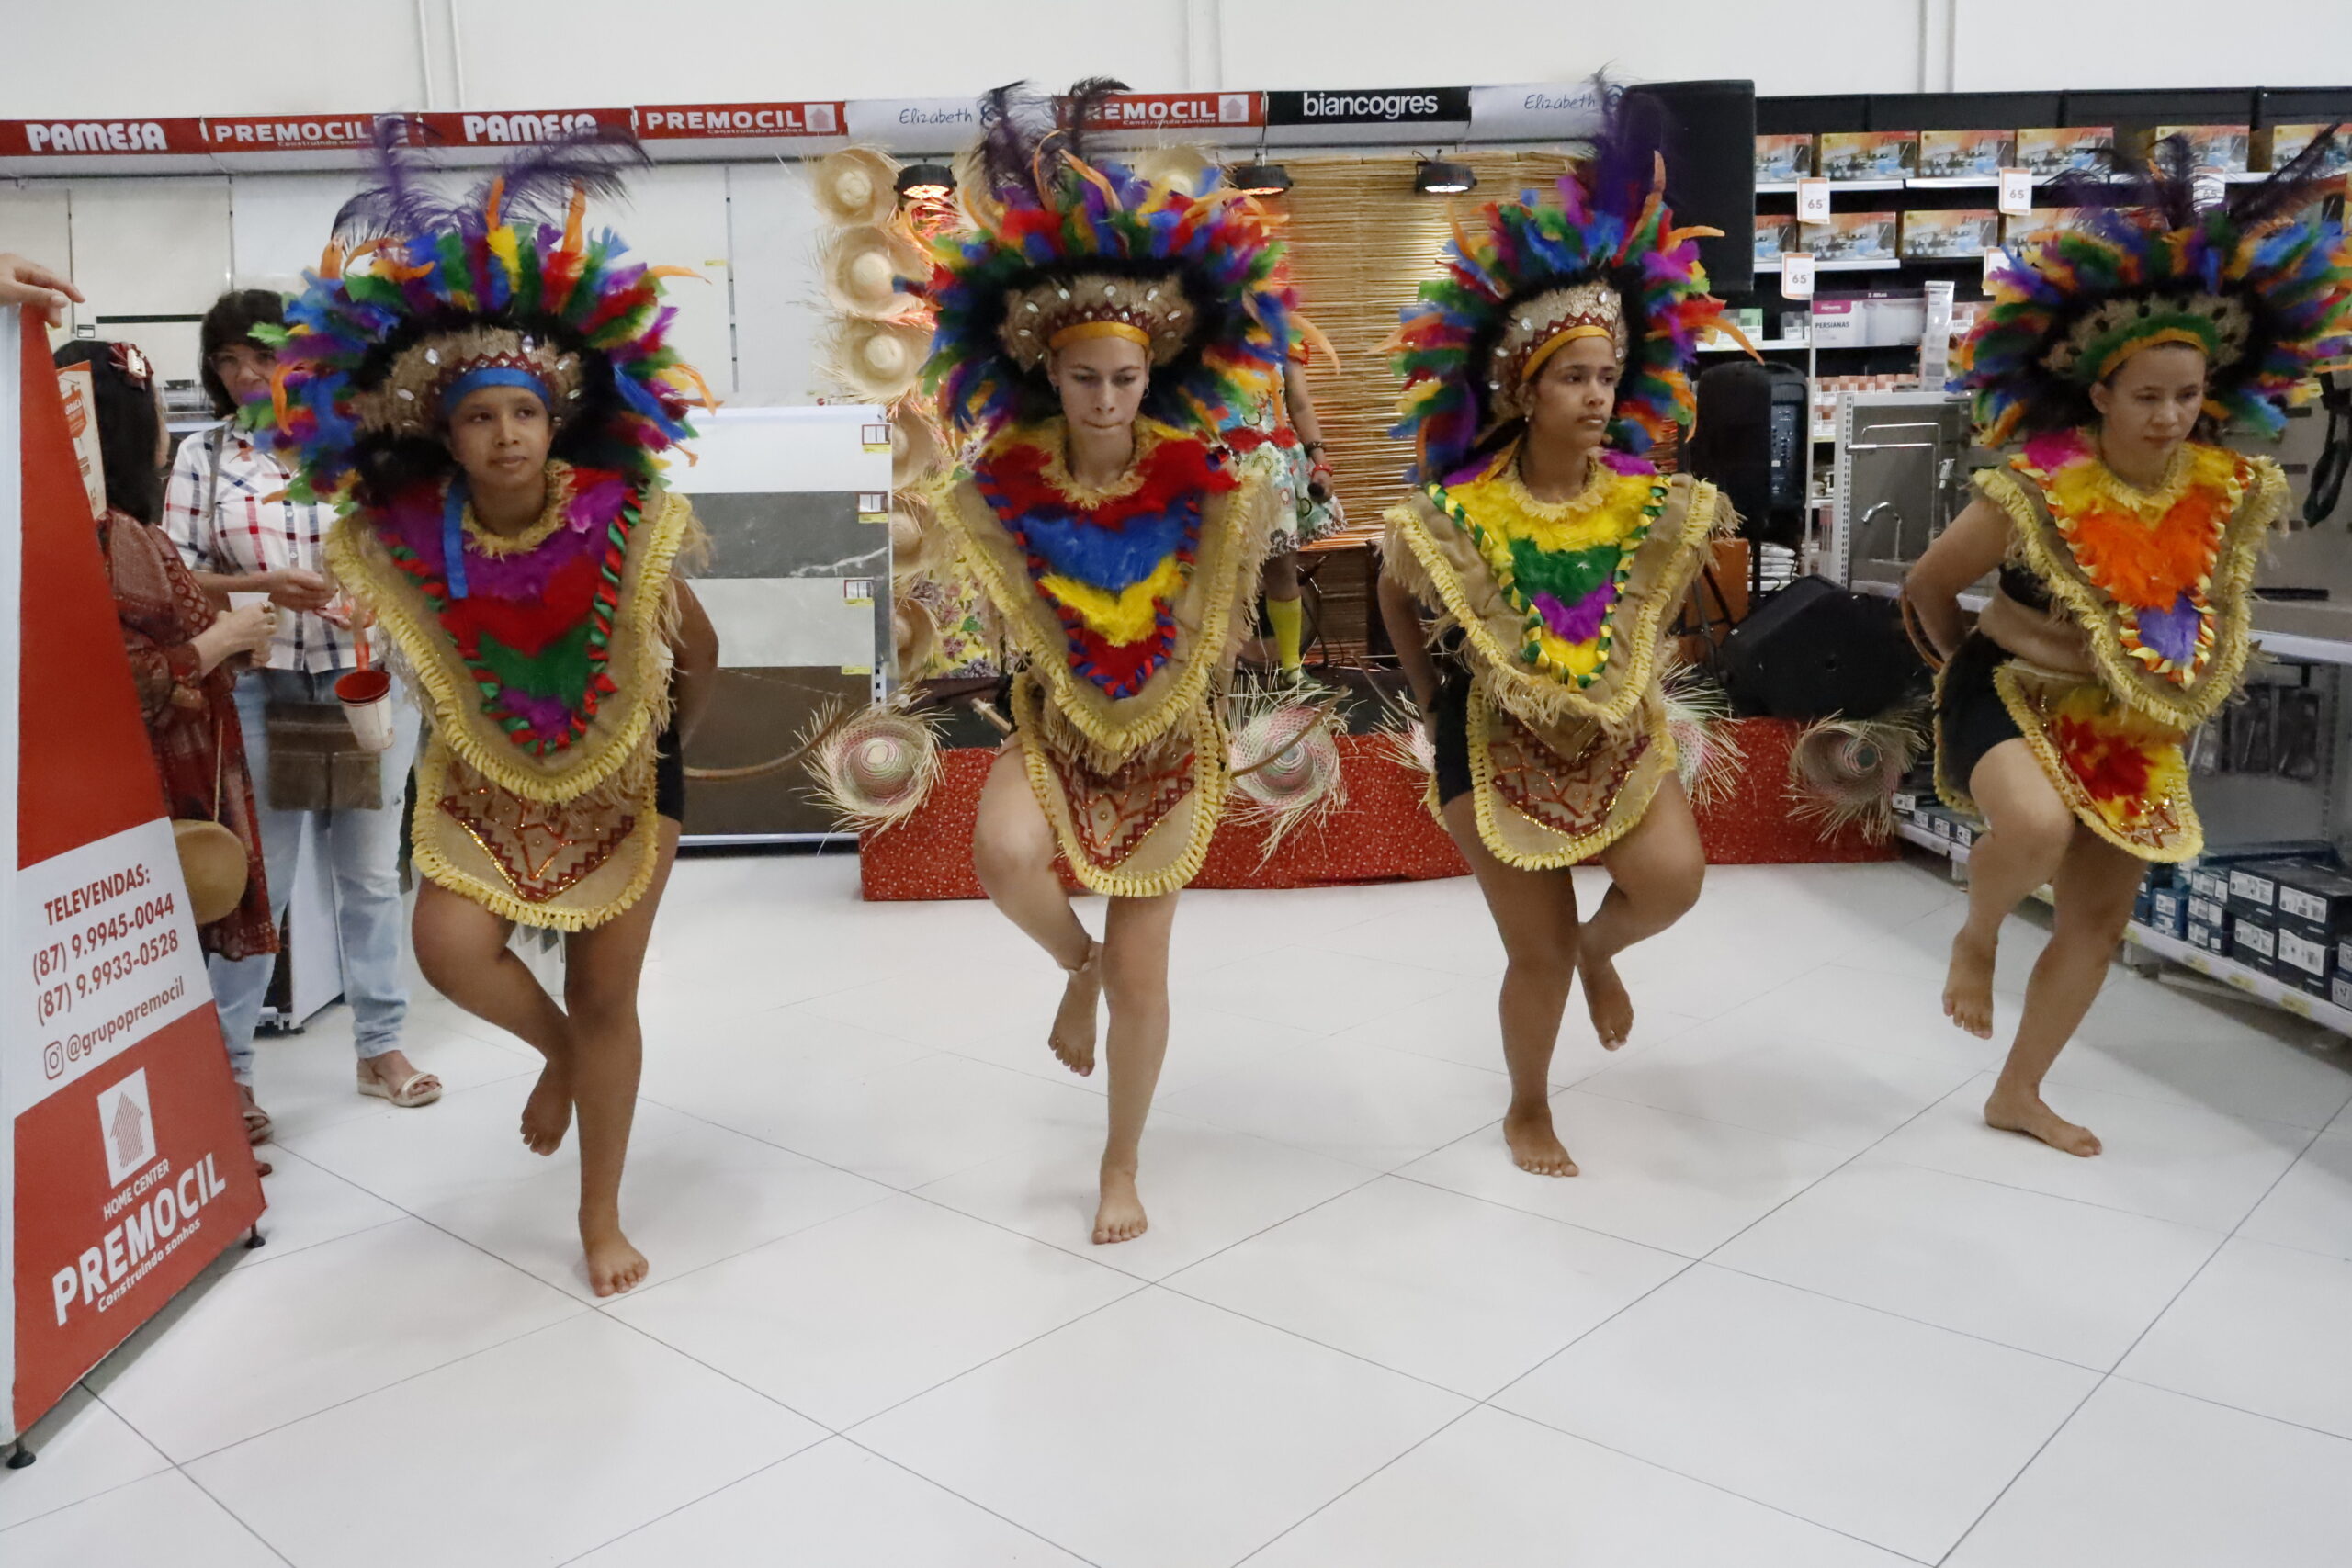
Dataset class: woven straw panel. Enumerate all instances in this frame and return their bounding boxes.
[1270,151,1573,532]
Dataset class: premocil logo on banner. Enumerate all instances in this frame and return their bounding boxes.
[96,1068,155,1189]
[1265,89,1472,127]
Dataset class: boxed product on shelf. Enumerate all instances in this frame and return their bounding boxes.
[2002,208,2098,243]
[2016,127,2113,176]
[2186,919,2227,956]
[2275,926,2333,997]
[2262,124,2351,175]
[2334,973,2352,1011]
[1918,129,2016,179]
[2227,911,2278,976]
[2188,894,2228,931]
[1901,209,2001,258]
[1799,210,1901,262]
[2133,886,2155,925]
[2189,866,2233,904]
[1756,213,1797,264]
[2272,863,2352,944]
[1818,130,1918,181]
[2143,124,2251,173]
[2228,863,2286,920]
[1756,133,1814,182]
[2147,888,2188,938]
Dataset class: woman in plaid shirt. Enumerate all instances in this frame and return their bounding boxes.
[166,289,438,1140]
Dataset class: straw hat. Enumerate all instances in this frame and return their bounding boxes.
[811,147,901,228]
[890,410,945,488]
[173,820,250,927]
[804,700,944,834]
[888,501,946,579]
[892,592,943,680]
[1787,711,1923,840]
[826,317,933,402]
[823,223,931,320]
[1227,696,1347,859]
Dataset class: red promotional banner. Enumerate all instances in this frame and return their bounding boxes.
[4,310,264,1439]
[403,107,634,149]
[637,102,846,140]
[0,118,208,157]
[1078,91,1265,131]
[200,114,380,153]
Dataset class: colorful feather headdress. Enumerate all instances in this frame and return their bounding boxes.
[1960,131,2352,447]
[922,79,1293,434]
[254,125,707,508]
[1391,83,1731,483]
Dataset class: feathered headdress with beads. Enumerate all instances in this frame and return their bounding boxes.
[1960,132,2352,447]
[922,79,1293,434]
[1390,83,1733,482]
[253,125,709,508]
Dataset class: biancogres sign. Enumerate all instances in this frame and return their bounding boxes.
[1265,88,1471,126]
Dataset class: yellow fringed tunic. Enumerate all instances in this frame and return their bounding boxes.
[1937,430,2282,862]
[1385,446,1725,869]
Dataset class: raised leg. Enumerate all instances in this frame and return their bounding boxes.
[1441,794,1582,1176]
[411,880,574,1153]
[1946,739,2078,1039]
[972,739,1101,1075]
[1984,826,2143,1157]
[1580,776,1706,1049]
[560,819,680,1296]
[1094,888,1181,1242]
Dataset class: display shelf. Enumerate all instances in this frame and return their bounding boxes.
[1907,175,2002,188]
[1758,179,1910,194]
[1758,257,1905,273]
[1701,337,1810,352]
[1895,812,2352,1035]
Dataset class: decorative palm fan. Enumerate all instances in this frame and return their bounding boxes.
[811,147,901,228]
[1787,707,1926,840]
[1660,662,1744,807]
[801,695,944,835]
[826,316,933,402]
[824,223,931,320]
[1227,690,1347,862]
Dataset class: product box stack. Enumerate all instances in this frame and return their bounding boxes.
[2172,845,2352,1000]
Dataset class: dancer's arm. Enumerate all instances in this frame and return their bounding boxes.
[1904,497,2007,661]
[669,581,719,741]
[1377,570,1443,711]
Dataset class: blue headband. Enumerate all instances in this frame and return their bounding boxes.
[440,365,551,417]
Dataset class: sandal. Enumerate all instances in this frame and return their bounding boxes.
[242,1101,273,1145]
[357,1066,443,1109]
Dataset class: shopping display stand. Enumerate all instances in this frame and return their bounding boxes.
[0,307,265,1457]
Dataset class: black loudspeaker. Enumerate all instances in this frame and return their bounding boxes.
[1720,576,1923,719]
[1625,79,1755,295]
[1686,360,1809,547]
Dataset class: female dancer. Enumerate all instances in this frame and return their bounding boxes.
[258,140,718,1292]
[922,84,1286,1242]
[1908,142,2347,1156]
[1378,96,1732,1177]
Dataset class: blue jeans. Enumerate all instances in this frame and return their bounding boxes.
[208,669,420,1082]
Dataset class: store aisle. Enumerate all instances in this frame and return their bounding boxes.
[6,854,2350,1567]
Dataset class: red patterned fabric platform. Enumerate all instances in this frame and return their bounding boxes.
[858,719,1891,900]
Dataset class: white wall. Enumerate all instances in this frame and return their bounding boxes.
[7,0,2351,118]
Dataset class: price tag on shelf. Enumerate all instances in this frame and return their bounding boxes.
[1795,176,1831,223]
[1997,166,2033,216]
[1781,252,1816,300]
[2281,991,2314,1020]
[1983,249,2007,289]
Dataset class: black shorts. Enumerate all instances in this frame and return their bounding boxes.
[1936,634,2023,795]
[1431,671,1475,808]
[654,716,686,825]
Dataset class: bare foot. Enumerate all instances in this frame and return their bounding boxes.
[1944,929,1998,1039]
[1092,1164,1148,1245]
[1504,1104,1578,1177]
[582,1225,650,1297]
[520,1065,572,1156]
[1579,951,1634,1050]
[1984,1089,2101,1157]
[1050,942,1103,1077]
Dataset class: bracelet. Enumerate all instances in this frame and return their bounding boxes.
[1301,440,1324,454]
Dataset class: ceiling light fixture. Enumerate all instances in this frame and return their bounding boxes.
[896,163,956,201]
[1415,158,1476,196]
[1230,162,1294,197]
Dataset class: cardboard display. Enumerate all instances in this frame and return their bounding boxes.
[2,309,265,1442]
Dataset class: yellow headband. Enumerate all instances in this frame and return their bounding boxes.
[1519,322,1620,385]
[1049,320,1154,353]
[2094,325,2211,383]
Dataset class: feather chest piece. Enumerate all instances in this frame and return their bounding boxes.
[1432,447,1668,688]
[972,419,1235,699]
[375,461,640,756]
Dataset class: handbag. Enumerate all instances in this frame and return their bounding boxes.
[175,717,250,927]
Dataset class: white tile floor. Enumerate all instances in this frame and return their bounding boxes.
[7,852,2352,1567]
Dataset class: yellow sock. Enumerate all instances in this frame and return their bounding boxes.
[1267,593,1304,671]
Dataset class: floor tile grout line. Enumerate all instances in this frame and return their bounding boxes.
[2099,1371,2352,1448]
[0,1452,181,1539]
[1225,1402,1490,1568]
[165,1460,305,1567]
[831,1433,1118,1568]
[1928,1371,2109,1565]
